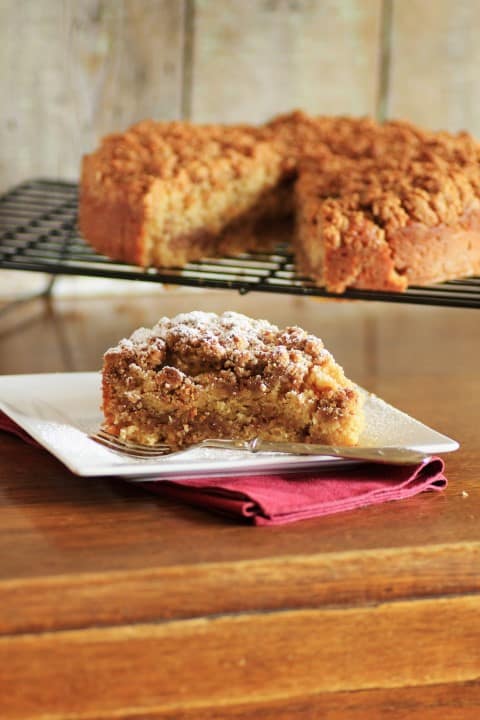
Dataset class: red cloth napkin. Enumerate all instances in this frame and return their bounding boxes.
[0,410,447,525]
[144,460,447,525]
[0,413,37,444]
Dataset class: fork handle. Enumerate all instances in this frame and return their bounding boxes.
[202,439,431,466]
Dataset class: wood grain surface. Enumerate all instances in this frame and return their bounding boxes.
[0,293,479,717]
[388,0,480,135]
[1,596,479,718]
[190,0,382,123]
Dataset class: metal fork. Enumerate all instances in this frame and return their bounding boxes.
[89,428,431,465]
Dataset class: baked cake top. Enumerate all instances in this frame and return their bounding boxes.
[86,120,279,202]
[105,310,346,390]
[264,111,380,168]
[266,110,480,167]
[297,149,480,233]
[86,111,480,212]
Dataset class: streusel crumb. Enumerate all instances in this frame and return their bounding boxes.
[102,311,364,448]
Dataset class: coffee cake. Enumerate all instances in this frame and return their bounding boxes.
[80,113,480,292]
[80,120,284,267]
[295,150,480,292]
[102,311,364,449]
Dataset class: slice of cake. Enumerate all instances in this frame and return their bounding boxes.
[79,120,285,267]
[102,311,364,449]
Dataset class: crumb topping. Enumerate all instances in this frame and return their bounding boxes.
[85,110,480,233]
[88,120,276,201]
[265,110,480,167]
[298,151,480,234]
[267,111,480,226]
[107,311,332,387]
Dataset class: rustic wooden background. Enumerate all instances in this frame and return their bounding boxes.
[1,0,480,295]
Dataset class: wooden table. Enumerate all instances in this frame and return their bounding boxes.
[0,290,479,718]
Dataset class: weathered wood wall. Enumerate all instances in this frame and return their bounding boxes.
[388,0,480,133]
[1,0,480,294]
[189,0,382,123]
[4,0,480,192]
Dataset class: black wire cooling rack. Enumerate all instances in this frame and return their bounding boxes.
[1,178,479,308]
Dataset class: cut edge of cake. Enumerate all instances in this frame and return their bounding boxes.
[79,121,287,268]
[294,152,480,293]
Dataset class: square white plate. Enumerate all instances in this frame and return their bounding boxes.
[0,372,458,480]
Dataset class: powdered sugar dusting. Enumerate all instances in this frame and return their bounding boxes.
[153,310,276,349]
[105,311,331,379]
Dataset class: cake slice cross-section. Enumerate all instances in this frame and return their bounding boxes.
[101,311,364,449]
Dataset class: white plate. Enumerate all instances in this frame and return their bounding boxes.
[0,372,458,480]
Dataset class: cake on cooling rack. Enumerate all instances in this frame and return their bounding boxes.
[101,311,364,449]
[295,151,480,293]
[80,112,480,292]
[79,120,286,268]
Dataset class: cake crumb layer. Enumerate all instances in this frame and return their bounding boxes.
[102,311,364,449]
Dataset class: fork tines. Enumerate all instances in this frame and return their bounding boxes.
[90,429,171,457]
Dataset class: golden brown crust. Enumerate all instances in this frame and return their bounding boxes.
[389,205,480,285]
